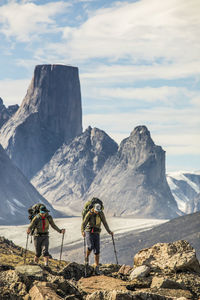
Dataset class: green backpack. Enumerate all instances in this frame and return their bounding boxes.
[82,197,104,219]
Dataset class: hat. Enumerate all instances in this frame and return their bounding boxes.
[94,203,101,212]
[40,206,47,213]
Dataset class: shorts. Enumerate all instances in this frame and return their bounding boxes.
[86,232,100,255]
[34,235,49,257]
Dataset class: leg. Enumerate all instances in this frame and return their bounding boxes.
[93,233,101,275]
[34,236,42,263]
[85,232,94,264]
[41,236,50,266]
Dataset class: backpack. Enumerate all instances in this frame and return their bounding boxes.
[28,203,49,222]
[82,197,103,219]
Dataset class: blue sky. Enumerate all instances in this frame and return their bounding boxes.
[0,0,199,172]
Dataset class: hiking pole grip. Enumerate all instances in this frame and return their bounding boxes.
[59,232,65,266]
[24,233,29,264]
[111,235,119,265]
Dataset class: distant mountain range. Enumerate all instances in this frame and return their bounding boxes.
[167,171,200,214]
[0,64,199,223]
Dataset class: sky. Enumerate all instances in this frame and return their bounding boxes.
[0,0,199,173]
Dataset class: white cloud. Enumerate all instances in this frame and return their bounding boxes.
[56,0,200,64]
[0,79,29,105]
[0,1,70,41]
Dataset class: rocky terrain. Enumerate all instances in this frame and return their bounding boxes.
[167,171,200,214]
[0,64,82,179]
[0,143,60,225]
[0,97,19,128]
[0,236,200,299]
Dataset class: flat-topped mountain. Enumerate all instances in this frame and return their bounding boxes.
[0,64,82,179]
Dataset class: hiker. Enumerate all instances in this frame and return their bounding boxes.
[27,205,65,266]
[81,200,113,275]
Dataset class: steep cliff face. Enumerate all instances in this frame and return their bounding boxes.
[0,144,58,225]
[31,127,118,215]
[0,64,82,179]
[85,126,180,218]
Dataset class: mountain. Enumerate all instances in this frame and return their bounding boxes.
[0,64,82,179]
[85,126,180,218]
[0,144,59,225]
[167,171,200,214]
[0,97,19,128]
[31,126,118,215]
[32,125,180,219]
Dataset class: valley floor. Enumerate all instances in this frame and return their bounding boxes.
[0,217,167,265]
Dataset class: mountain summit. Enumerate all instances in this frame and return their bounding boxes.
[0,64,82,179]
[85,125,180,218]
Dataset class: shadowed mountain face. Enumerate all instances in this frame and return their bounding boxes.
[0,97,19,128]
[0,64,82,179]
[0,144,58,225]
[32,125,180,219]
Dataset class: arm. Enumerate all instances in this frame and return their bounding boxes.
[27,216,38,233]
[81,211,91,234]
[48,215,62,233]
[100,212,112,234]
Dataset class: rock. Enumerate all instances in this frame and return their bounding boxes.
[15,265,44,278]
[78,275,128,294]
[151,277,185,289]
[129,265,150,280]
[85,125,180,218]
[118,264,133,275]
[134,240,200,273]
[0,144,58,225]
[29,281,62,300]
[61,262,93,281]
[31,126,118,212]
[0,64,82,179]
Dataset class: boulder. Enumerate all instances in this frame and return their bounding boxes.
[118,264,133,275]
[129,265,150,280]
[151,277,185,290]
[15,265,44,278]
[60,262,93,280]
[134,240,200,273]
[29,282,62,300]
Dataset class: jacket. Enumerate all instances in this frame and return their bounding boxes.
[81,209,111,234]
[28,214,61,235]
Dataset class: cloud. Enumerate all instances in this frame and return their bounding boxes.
[56,0,200,64]
[0,1,70,41]
[0,78,29,105]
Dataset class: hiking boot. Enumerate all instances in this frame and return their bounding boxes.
[95,266,101,275]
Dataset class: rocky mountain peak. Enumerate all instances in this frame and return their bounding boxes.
[0,98,19,129]
[0,64,82,179]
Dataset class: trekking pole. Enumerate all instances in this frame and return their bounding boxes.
[111,234,118,265]
[24,233,29,264]
[59,232,65,266]
[84,235,87,277]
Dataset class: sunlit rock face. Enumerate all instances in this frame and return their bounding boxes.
[0,64,82,179]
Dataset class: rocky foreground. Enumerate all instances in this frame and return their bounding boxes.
[0,237,200,299]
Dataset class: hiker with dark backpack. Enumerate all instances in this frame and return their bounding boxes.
[27,204,65,266]
[81,197,113,275]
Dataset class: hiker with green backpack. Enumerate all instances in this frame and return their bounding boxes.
[27,204,65,266]
[81,197,113,275]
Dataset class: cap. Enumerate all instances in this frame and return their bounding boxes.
[94,203,101,212]
[40,206,47,213]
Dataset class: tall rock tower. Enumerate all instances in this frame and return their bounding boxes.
[0,64,82,179]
